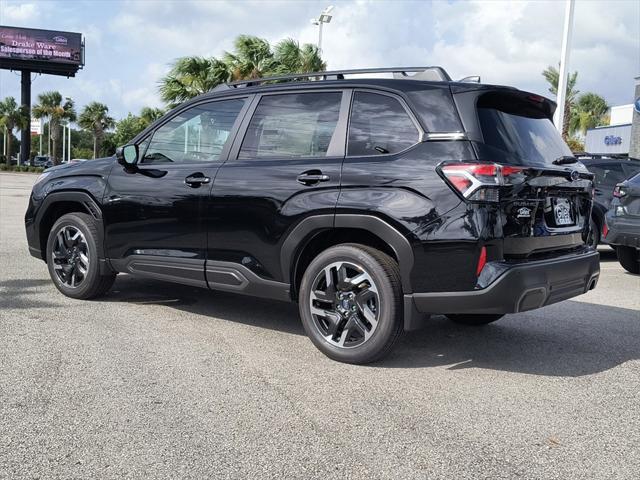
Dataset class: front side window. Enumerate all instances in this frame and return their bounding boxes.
[142,98,245,164]
[239,92,342,159]
[347,91,419,156]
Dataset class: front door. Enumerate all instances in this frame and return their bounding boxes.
[103,97,248,287]
[206,90,349,291]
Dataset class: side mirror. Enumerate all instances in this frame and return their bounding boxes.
[116,144,139,167]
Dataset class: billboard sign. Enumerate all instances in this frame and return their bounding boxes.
[30,118,41,136]
[0,26,83,76]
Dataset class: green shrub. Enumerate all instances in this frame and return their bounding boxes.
[0,164,43,173]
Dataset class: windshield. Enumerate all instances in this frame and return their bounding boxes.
[477,106,572,167]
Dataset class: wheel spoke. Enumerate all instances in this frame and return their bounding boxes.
[337,264,349,284]
[324,266,336,291]
[340,316,367,345]
[78,252,89,269]
[57,231,66,250]
[310,305,341,337]
[64,228,74,247]
[348,272,369,288]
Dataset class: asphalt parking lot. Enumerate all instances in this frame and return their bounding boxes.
[1,171,639,479]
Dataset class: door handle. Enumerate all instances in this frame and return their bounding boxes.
[185,174,211,187]
[297,171,330,186]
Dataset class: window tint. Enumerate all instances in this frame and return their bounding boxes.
[142,99,245,164]
[622,162,640,179]
[477,105,572,167]
[239,92,342,159]
[348,92,419,156]
[589,163,626,186]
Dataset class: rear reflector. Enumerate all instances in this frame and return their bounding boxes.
[476,246,487,276]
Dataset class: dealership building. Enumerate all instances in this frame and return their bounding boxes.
[584,77,640,159]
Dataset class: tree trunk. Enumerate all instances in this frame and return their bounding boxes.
[562,103,571,140]
[52,138,59,165]
[5,134,11,166]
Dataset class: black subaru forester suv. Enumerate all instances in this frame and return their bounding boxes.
[25,67,600,364]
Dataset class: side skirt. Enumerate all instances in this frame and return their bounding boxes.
[110,256,291,302]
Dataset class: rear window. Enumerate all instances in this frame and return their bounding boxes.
[476,95,572,167]
[347,92,419,156]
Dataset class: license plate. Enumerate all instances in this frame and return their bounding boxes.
[553,198,574,226]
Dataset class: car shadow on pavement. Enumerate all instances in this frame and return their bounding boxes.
[106,275,304,336]
[104,274,640,377]
[598,248,617,262]
[0,278,64,309]
[385,301,640,375]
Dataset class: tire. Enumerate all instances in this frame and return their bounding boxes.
[616,246,640,274]
[445,314,505,326]
[46,212,116,299]
[587,218,600,249]
[298,244,403,364]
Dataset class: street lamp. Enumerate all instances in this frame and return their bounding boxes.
[310,5,334,54]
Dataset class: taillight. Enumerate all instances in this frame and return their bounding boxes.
[613,185,627,198]
[476,246,487,276]
[602,222,609,238]
[439,162,525,202]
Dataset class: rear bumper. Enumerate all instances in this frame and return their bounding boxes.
[406,249,600,320]
[605,214,640,248]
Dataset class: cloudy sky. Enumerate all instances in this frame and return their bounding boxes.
[0,0,638,119]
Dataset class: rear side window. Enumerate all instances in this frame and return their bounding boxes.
[476,93,572,166]
[589,163,626,187]
[239,92,342,159]
[347,92,419,156]
[622,162,640,179]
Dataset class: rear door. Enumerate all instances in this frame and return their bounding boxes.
[207,89,349,290]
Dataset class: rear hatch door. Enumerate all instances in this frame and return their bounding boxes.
[452,86,594,257]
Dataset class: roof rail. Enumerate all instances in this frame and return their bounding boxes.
[219,66,452,90]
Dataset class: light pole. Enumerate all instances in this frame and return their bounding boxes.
[554,0,575,136]
[310,5,334,54]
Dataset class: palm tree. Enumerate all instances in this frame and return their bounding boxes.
[271,39,326,75]
[78,102,115,159]
[159,57,231,108]
[0,97,29,165]
[223,35,275,80]
[542,65,579,139]
[32,91,76,165]
[570,92,608,136]
[158,35,325,106]
[139,106,165,127]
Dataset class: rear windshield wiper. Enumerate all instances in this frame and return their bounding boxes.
[553,155,578,165]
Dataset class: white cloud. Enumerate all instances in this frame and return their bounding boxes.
[0,3,37,23]
[0,0,637,119]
